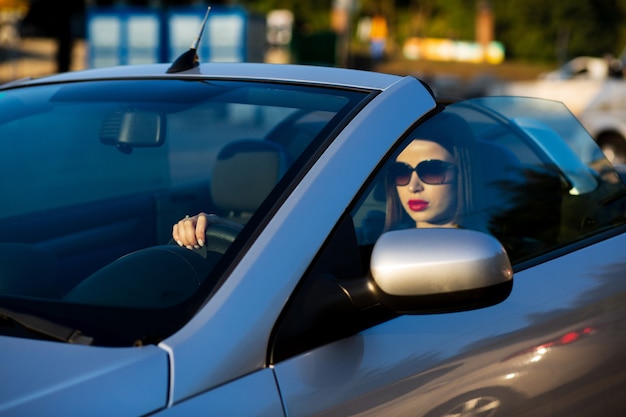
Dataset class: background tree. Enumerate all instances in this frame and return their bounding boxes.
[492,0,626,62]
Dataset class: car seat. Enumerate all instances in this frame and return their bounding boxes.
[210,139,292,224]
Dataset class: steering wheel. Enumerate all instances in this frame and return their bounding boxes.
[200,221,243,255]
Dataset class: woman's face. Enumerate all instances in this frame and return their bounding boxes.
[394,139,458,228]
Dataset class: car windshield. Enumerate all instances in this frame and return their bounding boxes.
[0,79,371,346]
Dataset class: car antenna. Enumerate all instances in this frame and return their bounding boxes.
[167,6,211,73]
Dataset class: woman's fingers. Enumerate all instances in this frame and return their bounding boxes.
[172,221,184,247]
[173,215,198,249]
[173,213,210,249]
[195,213,208,247]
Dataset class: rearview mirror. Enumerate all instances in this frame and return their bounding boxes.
[370,228,513,313]
[100,111,164,151]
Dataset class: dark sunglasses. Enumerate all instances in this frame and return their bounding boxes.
[390,160,458,186]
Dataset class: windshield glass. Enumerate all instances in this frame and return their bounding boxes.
[0,79,370,346]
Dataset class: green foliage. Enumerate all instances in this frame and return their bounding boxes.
[492,0,626,62]
[430,0,477,40]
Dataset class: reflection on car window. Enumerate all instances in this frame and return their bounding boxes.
[0,79,369,345]
[352,97,626,265]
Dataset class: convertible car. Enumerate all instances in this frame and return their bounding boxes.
[1,50,625,416]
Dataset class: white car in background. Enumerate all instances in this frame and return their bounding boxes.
[539,56,614,80]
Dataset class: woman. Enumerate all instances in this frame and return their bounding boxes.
[384,112,483,232]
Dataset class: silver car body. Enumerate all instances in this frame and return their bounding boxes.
[1,62,625,417]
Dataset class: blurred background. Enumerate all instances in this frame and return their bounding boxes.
[1,0,625,96]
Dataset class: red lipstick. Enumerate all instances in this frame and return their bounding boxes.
[408,199,429,211]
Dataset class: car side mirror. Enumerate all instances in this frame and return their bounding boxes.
[270,227,513,362]
[368,228,513,314]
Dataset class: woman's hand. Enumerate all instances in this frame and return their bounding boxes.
[172,212,221,250]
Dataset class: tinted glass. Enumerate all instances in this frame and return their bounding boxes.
[0,79,369,345]
[352,97,626,265]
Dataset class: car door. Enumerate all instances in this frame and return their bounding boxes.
[271,97,626,417]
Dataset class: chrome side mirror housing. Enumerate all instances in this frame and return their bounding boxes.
[369,228,513,314]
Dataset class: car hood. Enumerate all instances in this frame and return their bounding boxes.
[0,336,170,416]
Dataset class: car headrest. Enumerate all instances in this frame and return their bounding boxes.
[210,140,291,217]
